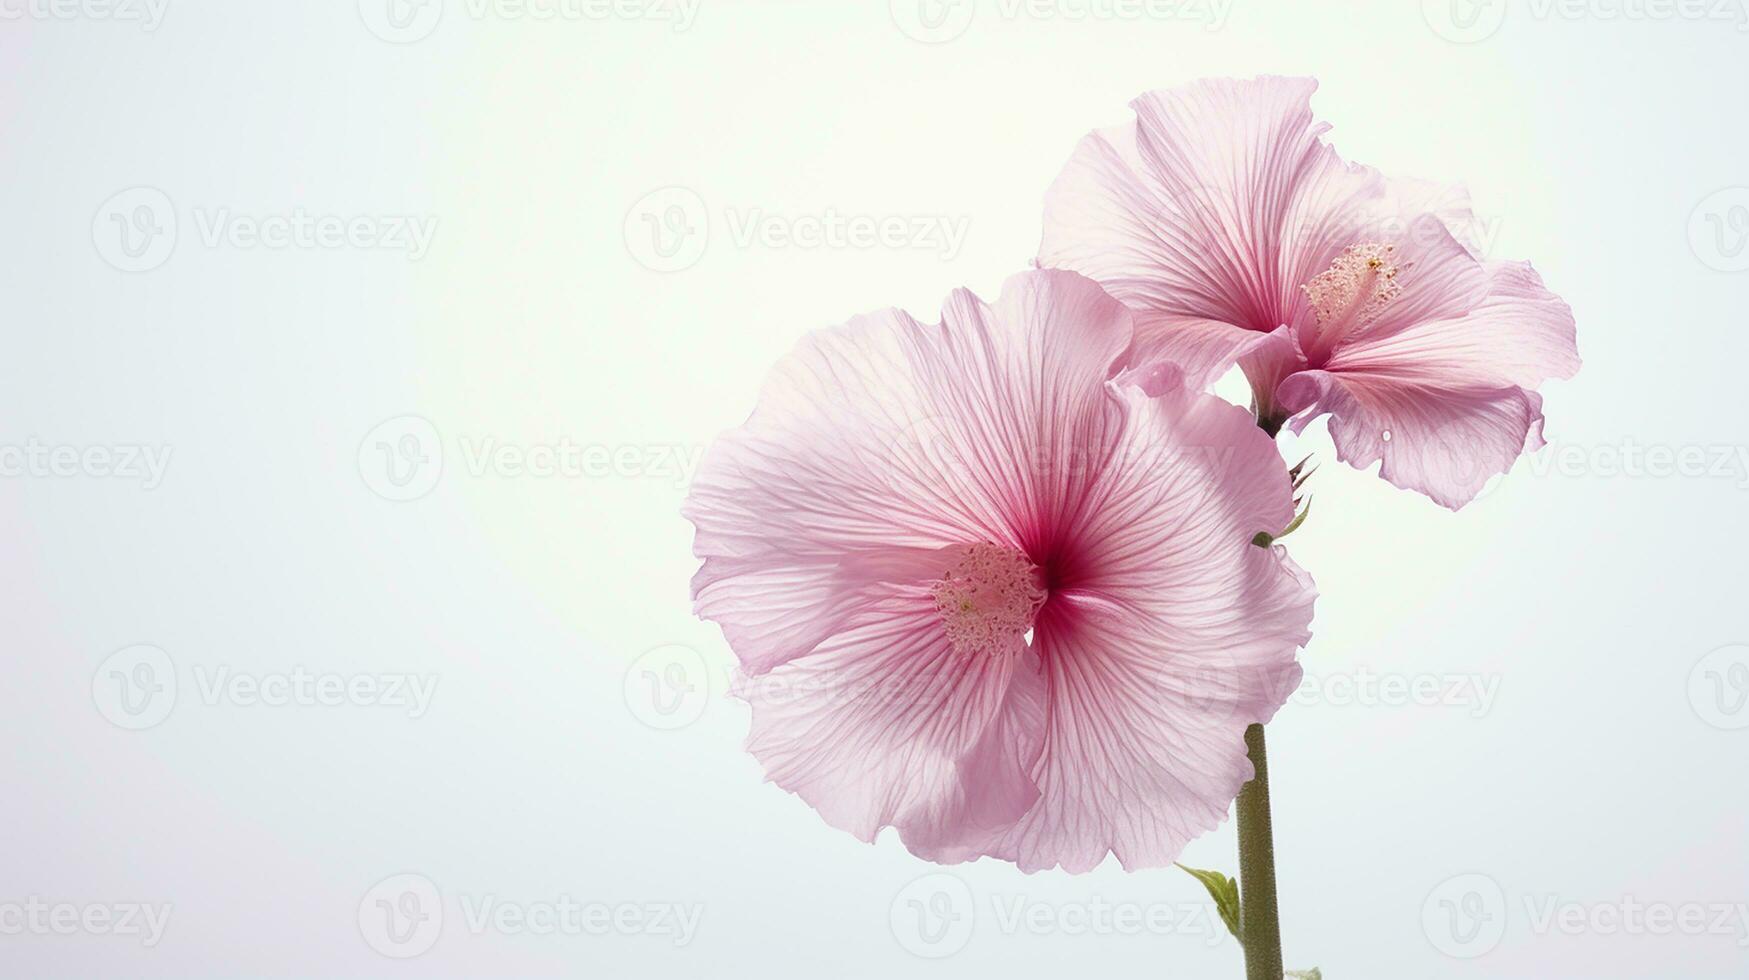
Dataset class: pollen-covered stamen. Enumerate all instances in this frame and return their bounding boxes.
[930,543,1046,654]
[1302,242,1403,356]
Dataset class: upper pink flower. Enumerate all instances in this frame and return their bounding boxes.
[1039,76,1581,510]
[684,270,1314,872]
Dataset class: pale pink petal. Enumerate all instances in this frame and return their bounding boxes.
[996,383,1315,872]
[1327,261,1581,389]
[1118,315,1289,393]
[1280,373,1549,511]
[1280,261,1580,509]
[736,582,1046,862]
[684,270,1133,674]
[1291,211,1489,366]
[1040,75,1380,348]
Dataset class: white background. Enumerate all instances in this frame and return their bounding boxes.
[3,1,1747,977]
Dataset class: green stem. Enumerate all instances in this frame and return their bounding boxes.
[1237,723,1282,980]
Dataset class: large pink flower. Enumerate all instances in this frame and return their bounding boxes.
[1040,76,1581,509]
[684,270,1314,872]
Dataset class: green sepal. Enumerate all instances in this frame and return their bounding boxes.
[1175,863,1242,942]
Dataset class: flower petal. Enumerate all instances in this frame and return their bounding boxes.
[735,585,1047,862]
[1040,75,1381,343]
[684,270,1134,674]
[995,383,1315,872]
[1281,261,1580,509]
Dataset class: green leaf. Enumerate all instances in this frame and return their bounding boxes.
[1286,970,1323,979]
[1175,863,1241,942]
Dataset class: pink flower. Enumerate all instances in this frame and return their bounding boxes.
[684,270,1314,872]
[1040,76,1581,509]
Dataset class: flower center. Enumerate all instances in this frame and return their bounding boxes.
[930,543,1046,654]
[1301,242,1402,358]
